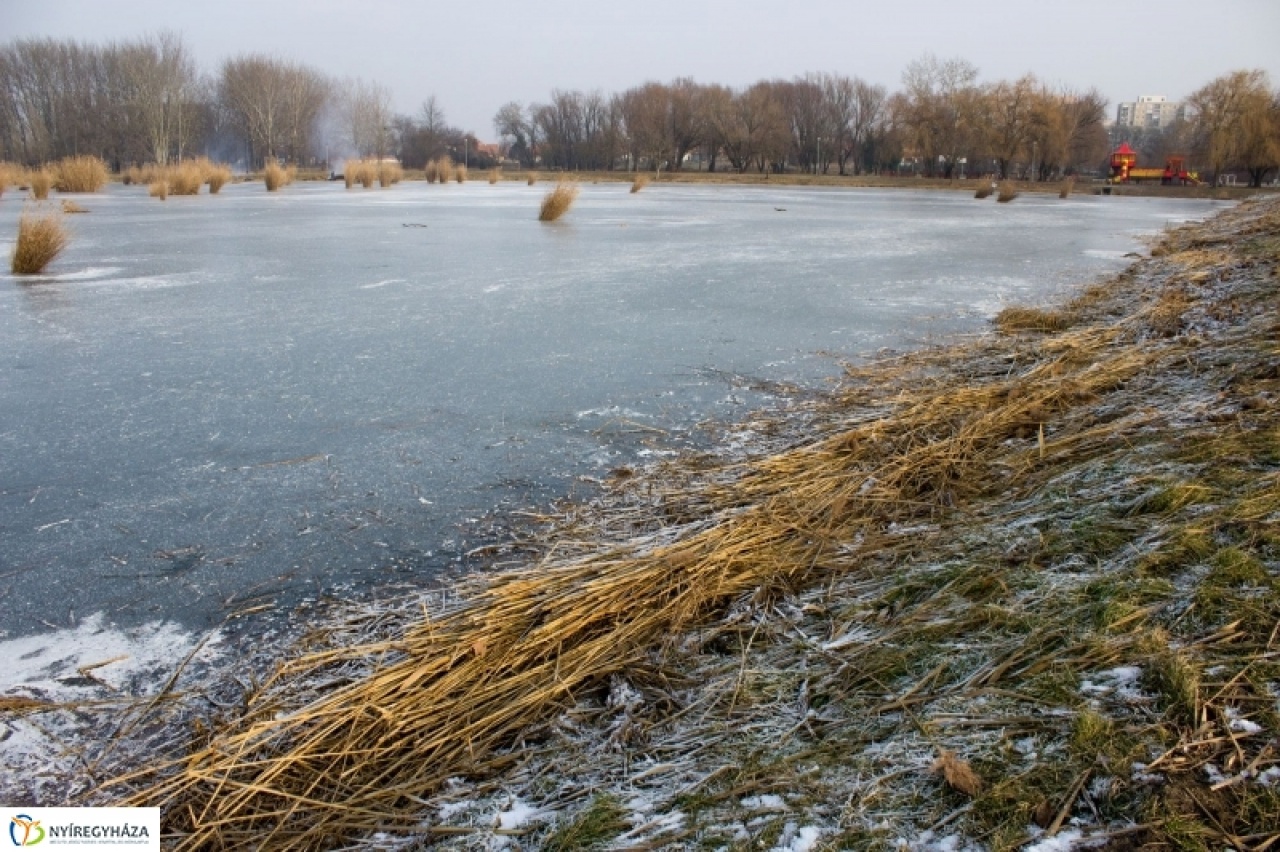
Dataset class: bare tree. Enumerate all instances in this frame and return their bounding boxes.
[1190,69,1278,186]
[340,77,392,158]
[219,54,328,168]
[494,100,536,166]
[899,53,980,177]
[120,32,199,165]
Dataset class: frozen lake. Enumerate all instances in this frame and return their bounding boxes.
[0,181,1227,639]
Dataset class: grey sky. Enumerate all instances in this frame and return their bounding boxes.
[6,0,1279,140]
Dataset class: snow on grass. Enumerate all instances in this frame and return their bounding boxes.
[0,613,223,803]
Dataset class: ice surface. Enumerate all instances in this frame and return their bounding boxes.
[0,182,1229,639]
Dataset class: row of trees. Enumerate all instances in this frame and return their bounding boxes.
[494,63,1110,180]
[2,34,1277,185]
[0,33,468,171]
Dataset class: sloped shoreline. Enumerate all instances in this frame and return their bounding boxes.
[8,196,1278,850]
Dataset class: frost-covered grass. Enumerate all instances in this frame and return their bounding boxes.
[50,198,1280,850]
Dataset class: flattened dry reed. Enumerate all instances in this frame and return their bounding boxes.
[631,173,650,193]
[11,212,69,274]
[539,181,579,221]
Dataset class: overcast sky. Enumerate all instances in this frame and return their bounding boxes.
[7,0,1280,139]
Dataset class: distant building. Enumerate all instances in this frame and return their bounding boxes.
[1115,95,1189,129]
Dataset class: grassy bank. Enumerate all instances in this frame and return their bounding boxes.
[71,197,1280,849]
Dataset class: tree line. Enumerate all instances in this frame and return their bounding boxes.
[2,35,1277,186]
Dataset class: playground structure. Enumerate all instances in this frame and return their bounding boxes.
[1109,142,1200,185]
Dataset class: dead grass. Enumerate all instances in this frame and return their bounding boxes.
[92,197,1280,851]
[426,156,454,184]
[994,305,1077,333]
[11,212,69,274]
[167,162,203,195]
[454,164,468,183]
[148,179,168,200]
[263,162,286,192]
[377,161,403,187]
[28,170,52,200]
[527,171,538,186]
[488,168,500,184]
[206,164,231,194]
[344,160,375,189]
[997,182,1019,203]
[1059,177,1076,199]
[0,161,19,197]
[60,199,88,214]
[631,173,651,193]
[54,155,108,192]
[975,183,994,199]
[539,180,580,222]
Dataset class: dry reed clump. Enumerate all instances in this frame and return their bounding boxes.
[1058,177,1076,199]
[148,179,169,200]
[343,160,376,189]
[0,161,19,197]
[167,162,204,195]
[538,180,580,221]
[263,162,287,191]
[96,198,1280,850]
[28,170,53,200]
[996,182,1019,203]
[427,156,454,184]
[454,164,467,183]
[526,171,538,186]
[377,161,403,187]
[974,182,994,199]
[60,199,88,214]
[11,212,69,274]
[206,164,232,194]
[630,173,650,193]
[54,155,108,192]
[487,168,500,184]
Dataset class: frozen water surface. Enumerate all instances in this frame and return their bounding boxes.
[0,182,1227,638]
